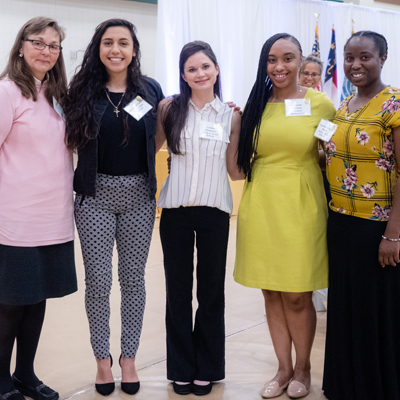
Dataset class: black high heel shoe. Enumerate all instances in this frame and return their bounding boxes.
[95,355,115,396]
[119,355,140,395]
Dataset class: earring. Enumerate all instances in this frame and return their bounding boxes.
[19,53,23,58]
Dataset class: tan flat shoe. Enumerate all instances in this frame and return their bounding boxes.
[261,379,290,398]
[287,380,310,399]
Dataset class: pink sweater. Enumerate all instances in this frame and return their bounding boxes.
[0,78,74,247]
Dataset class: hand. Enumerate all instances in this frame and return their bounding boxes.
[226,101,242,115]
[167,156,171,174]
[378,239,400,267]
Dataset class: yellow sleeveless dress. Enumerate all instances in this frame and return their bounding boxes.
[234,89,336,292]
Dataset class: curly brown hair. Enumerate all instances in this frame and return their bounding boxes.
[64,19,144,151]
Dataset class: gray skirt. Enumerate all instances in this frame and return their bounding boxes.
[0,241,77,305]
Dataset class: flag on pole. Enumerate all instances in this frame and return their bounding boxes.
[340,20,357,101]
[312,14,323,92]
[324,26,338,105]
[312,14,320,55]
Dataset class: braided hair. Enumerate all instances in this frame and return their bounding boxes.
[344,31,388,59]
[237,33,302,180]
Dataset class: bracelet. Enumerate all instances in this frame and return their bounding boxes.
[382,235,400,242]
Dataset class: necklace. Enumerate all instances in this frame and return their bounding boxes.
[270,86,304,103]
[105,90,125,117]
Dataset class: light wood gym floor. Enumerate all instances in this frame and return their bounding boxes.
[14,218,328,400]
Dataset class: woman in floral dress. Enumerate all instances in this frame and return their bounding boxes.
[323,31,400,400]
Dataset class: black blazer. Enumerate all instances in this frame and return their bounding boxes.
[73,76,164,199]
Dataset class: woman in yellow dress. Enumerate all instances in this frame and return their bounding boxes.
[234,33,335,399]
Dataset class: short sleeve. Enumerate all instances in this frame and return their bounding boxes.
[317,92,337,122]
[382,91,400,129]
[0,85,15,148]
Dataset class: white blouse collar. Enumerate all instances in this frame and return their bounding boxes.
[189,96,222,113]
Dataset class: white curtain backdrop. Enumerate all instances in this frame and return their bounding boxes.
[156,0,400,108]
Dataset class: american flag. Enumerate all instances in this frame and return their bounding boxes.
[312,24,319,55]
[312,15,322,91]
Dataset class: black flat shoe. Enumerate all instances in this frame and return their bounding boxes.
[192,382,212,396]
[119,355,140,395]
[0,389,25,400]
[12,375,59,400]
[95,355,115,396]
[172,382,192,395]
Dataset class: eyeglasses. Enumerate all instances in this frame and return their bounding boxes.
[24,39,62,54]
[300,72,321,78]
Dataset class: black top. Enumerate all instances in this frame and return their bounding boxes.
[98,92,147,176]
[73,76,165,199]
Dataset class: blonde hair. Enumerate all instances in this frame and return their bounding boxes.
[0,16,67,104]
[300,52,323,75]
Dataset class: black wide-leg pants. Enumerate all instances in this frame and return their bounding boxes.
[160,206,230,382]
[323,210,400,400]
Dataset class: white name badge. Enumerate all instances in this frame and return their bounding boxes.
[53,97,65,120]
[123,96,152,121]
[284,98,311,117]
[314,119,338,142]
[199,121,224,141]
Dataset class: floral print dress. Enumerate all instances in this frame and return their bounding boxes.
[323,86,400,400]
[326,87,400,220]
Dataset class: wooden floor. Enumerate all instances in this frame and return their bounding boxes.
[12,218,328,400]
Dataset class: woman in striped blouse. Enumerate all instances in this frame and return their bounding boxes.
[155,41,242,396]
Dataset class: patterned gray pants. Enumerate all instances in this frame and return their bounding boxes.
[74,173,156,359]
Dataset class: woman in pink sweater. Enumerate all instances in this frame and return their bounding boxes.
[0,17,76,400]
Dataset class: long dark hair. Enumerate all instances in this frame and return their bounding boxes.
[162,41,221,155]
[237,33,302,181]
[64,19,144,150]
[0,16,67,105]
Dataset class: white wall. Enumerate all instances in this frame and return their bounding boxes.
[0,0,398,89]
[0,0,158,81]
[361,0,400,12]
[344,0,400,12]
[156,0,400,108]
